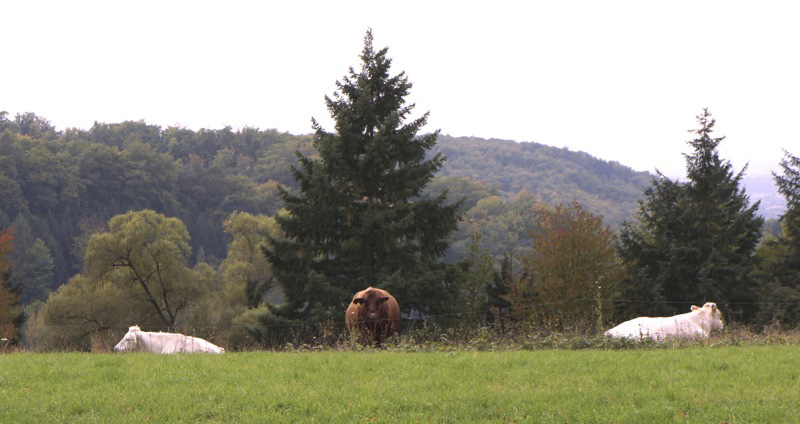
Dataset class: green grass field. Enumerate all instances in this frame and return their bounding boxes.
[2,346,798,423]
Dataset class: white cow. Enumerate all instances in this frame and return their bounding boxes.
[604,302,724,341]
[113,325,225,354]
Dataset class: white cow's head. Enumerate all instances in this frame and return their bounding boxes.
[691,302,724,331]
[113,325,142,352]
[703,302,724,331]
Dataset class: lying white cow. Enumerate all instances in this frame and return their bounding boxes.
[605,302,724,341]
[113,325,225,354]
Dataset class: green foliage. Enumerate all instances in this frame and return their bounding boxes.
[618,110,764,320]
[773,150,800,252]
[445,190,539,265]
[27,274,137,351]
[753,150,800,325]
[9,238,54,304]
[1,103,654,304]
[83,210,201,329]
[27,211,221,350]
[453,233,495,317]
[265,31,462,321]
[220,211,282,308]
[434,135,652,227]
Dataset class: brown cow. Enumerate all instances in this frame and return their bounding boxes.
[345,287,400,345]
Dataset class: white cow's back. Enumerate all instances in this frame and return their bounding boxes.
[605,303,724,341]
[114,326,224,354]
[142,332,225,354]
[604,315,705,341]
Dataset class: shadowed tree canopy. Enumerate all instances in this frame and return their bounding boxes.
[265,31,462,321]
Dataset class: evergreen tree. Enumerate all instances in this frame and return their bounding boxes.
[10,238,54,304]
[486,253,513,326]
[753,150,800,325]
[774,150,800,253]
[618,110,763,320]
[454,233,495,316]
[265,31,462,321]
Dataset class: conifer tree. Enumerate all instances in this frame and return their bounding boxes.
[753,150,800,325]
[774,150,800,254]
[618,110,763,320]
[265,31,461,321]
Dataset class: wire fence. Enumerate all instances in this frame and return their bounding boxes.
[20,297,800,333]
[15,296,800,354]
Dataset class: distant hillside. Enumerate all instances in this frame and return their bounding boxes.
[0,112,782,299]
[432,135,654,226]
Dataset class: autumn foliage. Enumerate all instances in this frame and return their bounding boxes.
[0,227,21,341]
[508,203,624,330]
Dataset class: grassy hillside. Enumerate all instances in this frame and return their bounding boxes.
[2,347,797,423]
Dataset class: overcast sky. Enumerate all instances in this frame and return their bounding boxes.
[4,1,798,178]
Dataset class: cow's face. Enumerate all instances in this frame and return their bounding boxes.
[353,292,390,320]
[113,326,141,352]
[703,302,724,331]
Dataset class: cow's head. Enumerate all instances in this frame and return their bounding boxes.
[703,302,724,331]
[352,290,390,320]
[113,325,141,352]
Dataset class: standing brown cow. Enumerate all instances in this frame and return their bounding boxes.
[345,287,400,345]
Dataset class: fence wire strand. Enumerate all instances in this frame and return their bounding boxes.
[27,297,800,332]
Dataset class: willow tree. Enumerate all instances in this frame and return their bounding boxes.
[265,31,461,321]
[83,210,205,330]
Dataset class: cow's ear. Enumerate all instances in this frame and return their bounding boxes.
[691,305,699,311]
[353,298,364,305]
[379,297,389,303]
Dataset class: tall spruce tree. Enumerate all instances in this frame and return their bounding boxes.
[265,31,462,321]
[774,150,800,253]
[753,150,800,325]
[618,109,763,320]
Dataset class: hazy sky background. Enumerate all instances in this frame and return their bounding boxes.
[4,1,799,178]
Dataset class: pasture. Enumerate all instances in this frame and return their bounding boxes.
[2,346,798,423]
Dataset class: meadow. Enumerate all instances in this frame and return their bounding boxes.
[2,345,798,423]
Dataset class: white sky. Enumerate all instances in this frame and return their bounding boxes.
[3,0,799,178]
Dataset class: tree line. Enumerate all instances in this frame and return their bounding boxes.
[1,31,799,350]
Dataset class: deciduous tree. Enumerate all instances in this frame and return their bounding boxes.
[0,227,23,341]
[83,210,203,329]
[509,203,623,330]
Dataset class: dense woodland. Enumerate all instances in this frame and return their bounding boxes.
[1,34,799,351]
[0,111,650,306]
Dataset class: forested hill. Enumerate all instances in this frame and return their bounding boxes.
[0,112,653,304]
[433,135,652,225]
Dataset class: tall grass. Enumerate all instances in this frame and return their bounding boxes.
[2,346,799,423]
[18,316,800,353]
